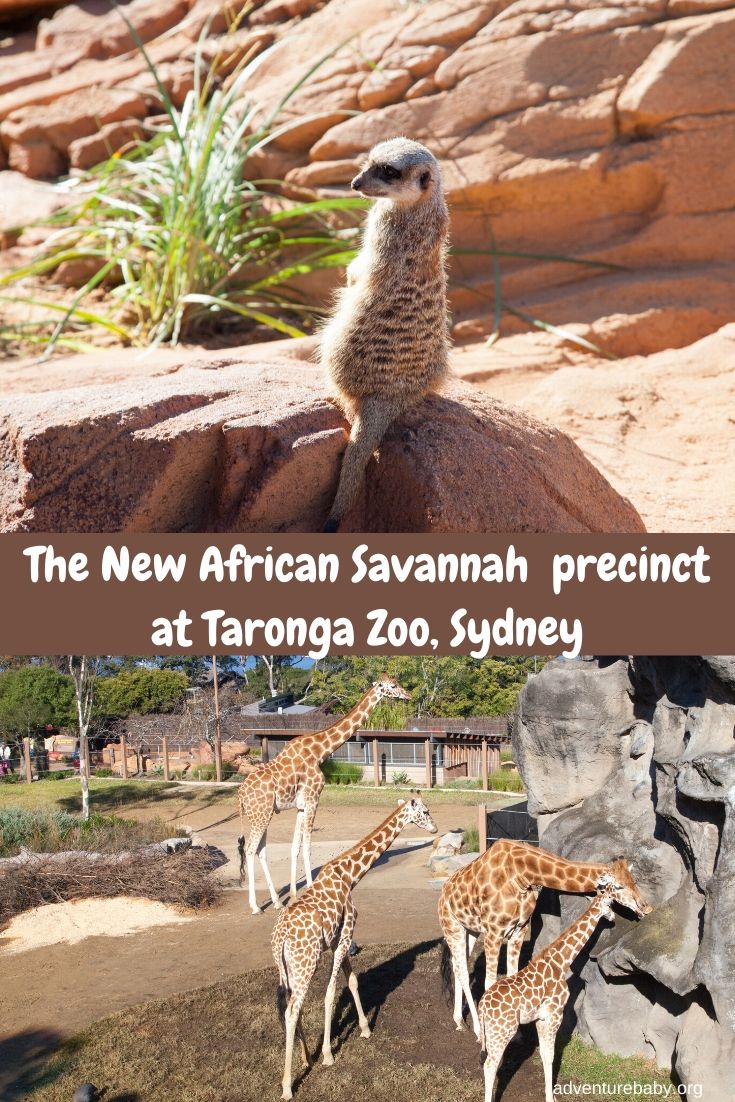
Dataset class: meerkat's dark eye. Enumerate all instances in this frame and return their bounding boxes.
[419,170,431,190]
[381,164,402,182]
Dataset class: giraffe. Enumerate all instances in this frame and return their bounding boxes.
[439,839,650,1037]
[272,794,438,1100]
[479,876,651,1102]
[237,674,410,915]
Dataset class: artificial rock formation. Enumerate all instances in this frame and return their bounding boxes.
[513,656,735,1100]
[0,0,734,354]
[0,348,644,533]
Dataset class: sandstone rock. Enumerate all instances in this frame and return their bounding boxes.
[1,88,148,154]
[68,119,144,171]
[357,69,412,112]
[7,139,64,180]
[0,352,645,534]
[433,830,464,856]
[515,657,735,1099]
[0,170,65,243]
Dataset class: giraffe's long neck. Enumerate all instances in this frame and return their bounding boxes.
[329,805,407,887]
[543,896,608,976]
[313,685,382,763]
[520,849,611,893]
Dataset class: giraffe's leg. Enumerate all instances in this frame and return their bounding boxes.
[484,934,502,989]
[256,832,281,911]
[290,810,305,898]
[302,802,318,887]
[322,915,356,1065]
[506,890,539,976]
[449,929,480,1037]
[480,1010,516,1102]
[482,1050,502,1102]
[281,946,319,1101]
[536,1008,563,1102]
[341,955,370,1038]
[245,828,264,915]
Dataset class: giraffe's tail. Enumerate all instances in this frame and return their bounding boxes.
[440,939,454,1006]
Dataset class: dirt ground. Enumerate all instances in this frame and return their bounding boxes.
[5,942,548,1102]
[0,789,512,1098]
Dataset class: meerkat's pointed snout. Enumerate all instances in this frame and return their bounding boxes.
[351,173,364,191]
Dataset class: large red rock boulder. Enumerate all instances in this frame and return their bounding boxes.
[0,350,644,533]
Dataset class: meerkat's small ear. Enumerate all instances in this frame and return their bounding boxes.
[419,170,431,190]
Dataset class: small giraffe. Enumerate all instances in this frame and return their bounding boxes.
[272,794,438,1099]
[479,877,651,1102]
[439,840,649,1036]
[237,674,410,914]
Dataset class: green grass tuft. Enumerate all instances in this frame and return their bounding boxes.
[0,23,364,355]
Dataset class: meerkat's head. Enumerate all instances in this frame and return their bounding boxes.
[351,137,441,206]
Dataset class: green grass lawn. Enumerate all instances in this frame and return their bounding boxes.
[0,777,521,817]
[558,1035,671,1088]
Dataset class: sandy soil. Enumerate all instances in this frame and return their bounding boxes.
[0,896,192,956]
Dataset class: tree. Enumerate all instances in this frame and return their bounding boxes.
[68,656,101,821]
[0,665,75,750]
[95,668,188,717]
[302,656,543,718]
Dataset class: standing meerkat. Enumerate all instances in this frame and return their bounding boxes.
[319,137,450,532]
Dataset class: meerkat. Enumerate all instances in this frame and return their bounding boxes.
[319,137,450,532]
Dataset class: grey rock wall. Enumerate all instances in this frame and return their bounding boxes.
[513,656,735,1100]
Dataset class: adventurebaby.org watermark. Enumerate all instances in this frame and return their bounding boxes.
[553,1085,703,1098]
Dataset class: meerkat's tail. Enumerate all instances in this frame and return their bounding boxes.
[324,395,401,532]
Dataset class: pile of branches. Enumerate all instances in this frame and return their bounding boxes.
[0,846,221,925]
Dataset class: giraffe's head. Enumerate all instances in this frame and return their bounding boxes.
[396,792,438,834]
[597,858,652,918]
[373,672,411,702]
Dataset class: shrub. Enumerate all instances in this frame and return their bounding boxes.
[0,774,19,785]
[321,759,363,785]
[0,807,185,858]
[94,767,114,777]
[48,769,75,780]
[188,760,239,781]
[487,768,525,793]
[462,827,480,853]
[391,771,410,786]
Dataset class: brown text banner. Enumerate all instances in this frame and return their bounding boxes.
[0,534,729,656]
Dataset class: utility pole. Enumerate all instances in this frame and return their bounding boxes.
[213,655,222,782]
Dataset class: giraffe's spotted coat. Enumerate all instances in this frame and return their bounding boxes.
[236,675,410,914]
[272,796,438,1100]
[439,840,650,1036]
[479,879,651,1102]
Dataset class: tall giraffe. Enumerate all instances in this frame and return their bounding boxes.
[479,877,651,1102]
[237,674,410,914]
[439,839,649,1036]
[272,794,437,1100]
